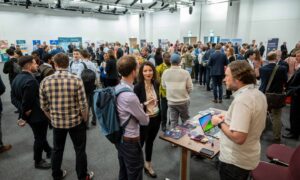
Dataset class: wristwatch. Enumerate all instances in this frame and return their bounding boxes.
[217,121,225,129]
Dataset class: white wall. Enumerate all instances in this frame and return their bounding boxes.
[180,6,200,40]
[0,6,139,52]
[249,0,300,50]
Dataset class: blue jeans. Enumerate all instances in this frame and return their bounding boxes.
[212,75,224,100]
[206,67,212,90]
[219,161,250,180]
[185,67,192,75]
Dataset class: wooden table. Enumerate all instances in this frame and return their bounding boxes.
[159,111,223,180]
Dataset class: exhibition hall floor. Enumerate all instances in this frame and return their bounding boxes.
[0,63,299,180]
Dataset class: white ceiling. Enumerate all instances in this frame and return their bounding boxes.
[0,0,232,15]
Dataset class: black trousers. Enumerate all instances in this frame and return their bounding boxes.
[219,161,250,180]
[226,90,232,97]
[212,75,224,100]
[194,63,199,81]
[290,96,300,136]
[140,115,161,162]
[199,65,206,85]
[116,141,144,180]
[160,96,168,130]
[52,123,88,180]
[87,92,96,124]
[28,120,52,163]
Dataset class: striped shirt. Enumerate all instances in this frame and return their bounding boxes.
[39,70,88,129]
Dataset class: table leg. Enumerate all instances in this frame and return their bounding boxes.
[180,147,190,180]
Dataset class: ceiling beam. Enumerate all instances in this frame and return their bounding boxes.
[130,0,138,6]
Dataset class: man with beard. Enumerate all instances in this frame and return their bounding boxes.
[212,61,267,180]
[11,55,52,169]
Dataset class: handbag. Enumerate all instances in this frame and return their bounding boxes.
[265,64,286,109]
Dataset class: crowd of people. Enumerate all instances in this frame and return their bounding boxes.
[0,39,299,180]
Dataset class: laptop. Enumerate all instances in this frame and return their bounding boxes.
[199,113,221,139]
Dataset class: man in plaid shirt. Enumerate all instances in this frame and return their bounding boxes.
[40,53,94,180]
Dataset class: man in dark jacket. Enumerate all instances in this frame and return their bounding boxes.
[11,56,52,169]
[0,75,12,153]
[259,51,287,142]
[205,43,216,91]
[259,42,265,57]
[208,44,228,103]
[3,48,20,85]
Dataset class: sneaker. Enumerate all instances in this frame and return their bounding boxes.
[62,170,67,179]
[0,144,12,153]
[86,171,94,180]
[218,100,223,103]
[35,159,51,169]
[56,169,67,179]
[212,99,218,103]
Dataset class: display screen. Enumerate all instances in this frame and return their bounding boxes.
[199,114,213,132]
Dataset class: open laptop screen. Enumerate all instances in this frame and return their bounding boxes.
[199,113,213,132]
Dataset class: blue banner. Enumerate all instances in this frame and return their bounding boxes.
[50,40,59,45]
[266,38,279,55]
[32,40,41,46]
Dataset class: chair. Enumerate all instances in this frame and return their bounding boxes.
[251,145,300,180]
[266,144,295,166]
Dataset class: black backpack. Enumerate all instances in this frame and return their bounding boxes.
[70,61,96,95]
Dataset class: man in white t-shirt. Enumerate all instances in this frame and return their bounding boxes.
[212,61,267,180]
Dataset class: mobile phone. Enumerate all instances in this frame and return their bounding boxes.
[199,148,214,156]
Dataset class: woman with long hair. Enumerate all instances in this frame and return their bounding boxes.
[105,49,119,87]
[134,62,161,178]
[253,49,263,79]
[154,47,163,66]
[225,47,236,99]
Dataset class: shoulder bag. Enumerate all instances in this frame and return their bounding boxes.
[265,64,286,109]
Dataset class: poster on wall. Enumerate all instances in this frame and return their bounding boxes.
[58,37,82,52]
[158,39,169,51]
[0,40,9,62]
[50,40,59,45]
[219,38,231,43]
[230,38,243,46]
[266,38,279,56]
[140,39,147,48]
[16,40,28,54]
[32,40,41,51]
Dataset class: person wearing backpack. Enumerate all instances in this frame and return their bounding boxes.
[134,62,161,178]
[39,53,55,81]
[40,53,94,180]
[69,49,86,77]
[3,48,20,85]
[80,49,98,127]
[0,75,12,153]
[115,55,149,180]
